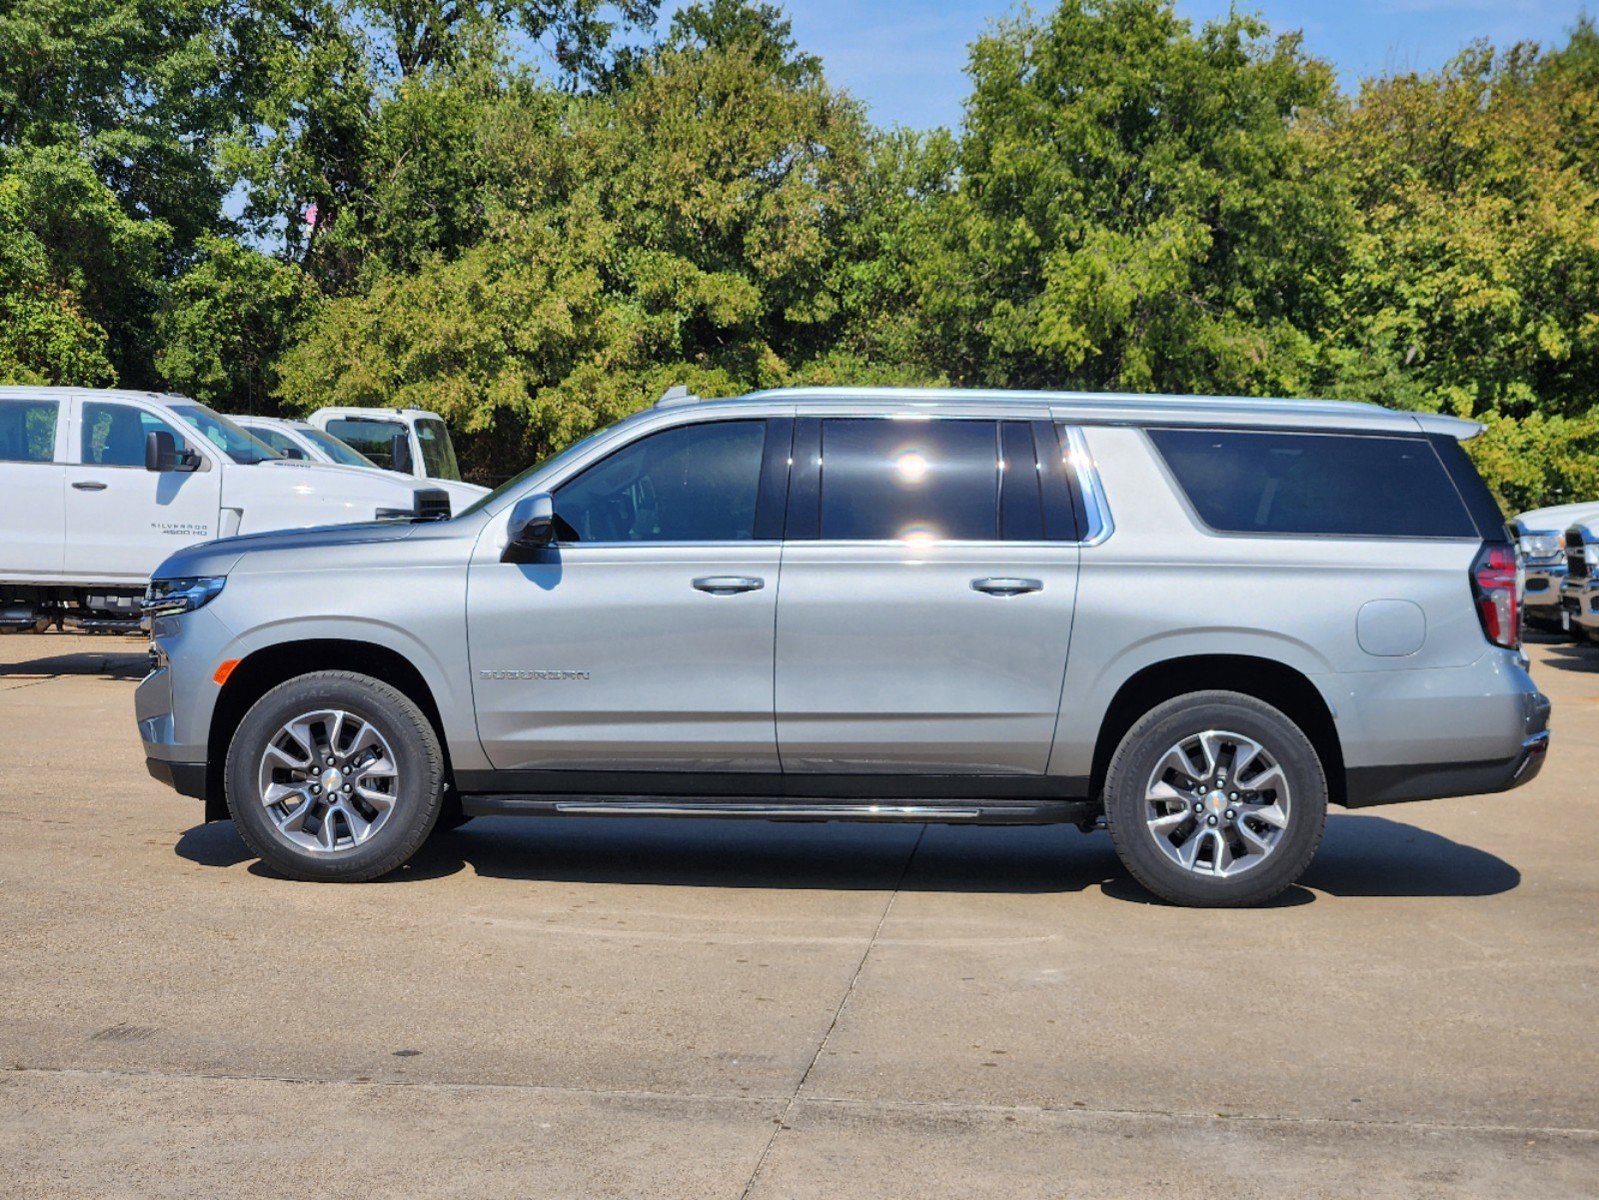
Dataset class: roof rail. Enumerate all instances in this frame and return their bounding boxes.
[655,385,701,408]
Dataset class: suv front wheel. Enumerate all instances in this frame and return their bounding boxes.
[225,670,445,881]
[1103,691,1327,907]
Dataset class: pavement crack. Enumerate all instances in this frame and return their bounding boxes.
[736,824,927,1200]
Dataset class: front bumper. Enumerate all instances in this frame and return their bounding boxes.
[1563,579,1599,638]
[146,756,208,799]
[135,605,240,816]
[1524,562,1567,611]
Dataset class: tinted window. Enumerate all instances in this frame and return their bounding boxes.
[247,427,306,458]
[0,399,58,463]
[415,417,462,480]
[168,403,277,464]
[81,403,188,468]
[327,418,405,469]
[1148,428,1478,538]
[820,419,999,541]
[1000,422,1044,540]
[555,421,766,542]
[300,427,376,468]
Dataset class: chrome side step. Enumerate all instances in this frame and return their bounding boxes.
[461,795,1095,825]
[555,801,983,819]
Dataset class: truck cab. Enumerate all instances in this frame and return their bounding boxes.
[0,387,451,632]
[305,406,487,509]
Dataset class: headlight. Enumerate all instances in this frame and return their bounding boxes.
[1520,533,1563,559]
[143,576,226,617]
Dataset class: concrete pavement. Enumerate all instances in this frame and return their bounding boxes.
[1,631,1595,1197]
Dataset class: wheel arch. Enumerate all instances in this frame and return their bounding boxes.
[1088,655,1345,808]
[205,639,451,822]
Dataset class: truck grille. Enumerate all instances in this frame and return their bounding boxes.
[414,488,452,521]
[1567,528,1590,579]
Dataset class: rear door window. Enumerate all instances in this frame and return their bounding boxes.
[1148,428,1477,538]
[818,419,1001,542]
[0,398,59,462]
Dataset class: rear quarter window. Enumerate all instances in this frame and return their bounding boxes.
[0,399,58,462]
[1148,428,1478,539]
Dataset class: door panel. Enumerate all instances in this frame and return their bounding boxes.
[774,416,1079,776]
[468,544,781,771]
[64,400,222,584]
[774,542,1079,774]
[467,416,784,773]
[0,397,66,579]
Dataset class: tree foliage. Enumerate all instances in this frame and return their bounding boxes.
[2,0,1597,504]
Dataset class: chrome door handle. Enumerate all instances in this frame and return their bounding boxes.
[71,481,108,491]
[692,575,765,595]
[971,577,1042,596]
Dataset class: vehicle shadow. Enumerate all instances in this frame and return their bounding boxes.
[1530,640,1599,673]
[176,810,1519,903]
[0,639,147,679]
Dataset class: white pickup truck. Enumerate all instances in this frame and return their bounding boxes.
[235,414,489,509]
[0,387,453,632]
[305,406,488,508]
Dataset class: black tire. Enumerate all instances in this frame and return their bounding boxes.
[1103,690,1327,907]
[225,670,445,882]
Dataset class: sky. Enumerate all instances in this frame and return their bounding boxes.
[660,1,1596,131]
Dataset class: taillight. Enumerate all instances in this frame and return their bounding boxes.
[1472,543,1520,650]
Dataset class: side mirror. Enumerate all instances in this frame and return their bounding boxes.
[390,430,414,475]
[502,492,558,562]
[145,430,199,473]
[282,446,307,460]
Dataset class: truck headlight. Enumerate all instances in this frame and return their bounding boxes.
[143,576,227,618]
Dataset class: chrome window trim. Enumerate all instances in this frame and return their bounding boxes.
[1062,425,1114,546]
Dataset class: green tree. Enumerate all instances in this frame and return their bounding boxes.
[0,143,167,386]
[918,0,1351,395]
[1314,32,1599,507]
[664,0,821,86]
[0,174,115,385]
[275,37,874,475]
[154,236,319,410]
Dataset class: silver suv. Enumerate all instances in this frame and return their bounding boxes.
[136,388,1550,906]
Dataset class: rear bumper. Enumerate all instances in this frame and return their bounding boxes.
[1343,672,1550,809]
[1345,731,1549,806]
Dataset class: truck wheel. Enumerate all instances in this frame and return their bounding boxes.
[225,671,445,882]
[1103,691,1327,907]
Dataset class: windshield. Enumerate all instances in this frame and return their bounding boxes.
[300,426,378,468]
[456,424,623,520]
[325,417,405,469]
[415,417,463,481]
[169,403,280,465]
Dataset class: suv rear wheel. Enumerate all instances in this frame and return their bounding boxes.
[225,671,445,881]
[1103,691,1327,907]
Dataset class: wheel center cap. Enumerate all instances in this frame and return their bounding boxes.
[319,767,343,793]
[1205,791,1228,815]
